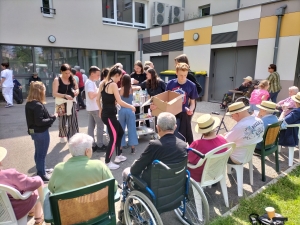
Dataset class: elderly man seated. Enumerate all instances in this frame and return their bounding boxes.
[48,133,117,193]
[122,112,187,186]
[224,102,264,164]
[276,86,298,115]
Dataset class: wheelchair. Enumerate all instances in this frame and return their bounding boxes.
[118,148,210,225]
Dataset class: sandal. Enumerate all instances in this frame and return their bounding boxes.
[28,211,34,217]
[34,214,44,225]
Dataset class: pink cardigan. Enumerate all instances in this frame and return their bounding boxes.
[0,169,43,219]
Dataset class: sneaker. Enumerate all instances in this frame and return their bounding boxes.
[5,104,12,108]
[106,161,120,170]
[60,137,67,143]
[114,155,127,163]
[46,168,54,173]
[38,173,51,182]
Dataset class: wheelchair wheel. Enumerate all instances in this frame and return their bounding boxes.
[174,178,209,225]
[124,190,163,225]
[235,96,249,106]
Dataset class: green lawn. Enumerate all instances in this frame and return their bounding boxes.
[210,165,300,225]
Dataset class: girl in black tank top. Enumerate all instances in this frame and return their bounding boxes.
[96,65,136,170]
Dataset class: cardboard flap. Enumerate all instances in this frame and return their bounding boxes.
[168,94,184,105]
[141,97,153,108]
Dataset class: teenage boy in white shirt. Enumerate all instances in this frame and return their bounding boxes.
[85,66,106,152]
[1,62,14,108]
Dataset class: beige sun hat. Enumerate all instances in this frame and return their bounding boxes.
[226,102,250,115]
[256,101,278,112]
[0,147,7,162]
[243,76,253,81]
[291,92,300,104]
[195,114,220,134]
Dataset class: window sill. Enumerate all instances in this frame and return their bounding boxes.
[42,14,54,18]
[102,20,146,29]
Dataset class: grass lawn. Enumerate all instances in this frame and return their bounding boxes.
[210,165,300,225]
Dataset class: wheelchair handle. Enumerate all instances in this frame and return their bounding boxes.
[152,160,171,170]
[186,148,205,159]
[211,112,220,115]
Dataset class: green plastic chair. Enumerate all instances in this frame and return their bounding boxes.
[44,178,117,225]
[254,121,282,182]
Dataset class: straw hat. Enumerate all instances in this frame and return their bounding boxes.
[0,147,7,162]
[226,102,250,115]
[256,101,278,112]
[33,72,38,75]
[243,76,253,81]
[195,114,220,134]
[291,92,300,104]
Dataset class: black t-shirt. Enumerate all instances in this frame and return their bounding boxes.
[130,72,146,85]
[140,79,166,97]
[58,77,75,98]
[28,76,41,84]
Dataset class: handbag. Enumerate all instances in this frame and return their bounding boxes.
[249,213,288,225]
[55,85,68,116]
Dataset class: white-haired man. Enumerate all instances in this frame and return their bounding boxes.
[276,86,298,115]
[48,133,117,193]
[122,112,187,186]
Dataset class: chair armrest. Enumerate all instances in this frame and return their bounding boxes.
[187,158,206,169]
[130,175,148,190]
[43,187,53,223]
[114,190,120,202]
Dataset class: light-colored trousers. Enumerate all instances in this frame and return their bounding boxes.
[87,110,104,147]
[2,87,13,105]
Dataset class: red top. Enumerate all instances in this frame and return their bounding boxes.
[0,169,43,219]
[188,135,227,182]
[76,71,84,88]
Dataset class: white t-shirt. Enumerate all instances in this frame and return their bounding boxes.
[1,69,14,87]
[85,79,99,111]
[83,74,88,84]
[225,115,264,163]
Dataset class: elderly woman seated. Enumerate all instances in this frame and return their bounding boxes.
[278,92,300,148]
[276,86,298,115]
[48,133,117,194]
[187,114,228,182]
[0,147,44,224]
[255,101,279,149]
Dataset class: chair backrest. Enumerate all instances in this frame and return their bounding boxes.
[240,144,257,165]
[195,142,235,187]
[262,122,282,149]
[49,178,116,225]
[0,184,32,225]
[150,158,187,214]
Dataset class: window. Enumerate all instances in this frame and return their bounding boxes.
[41,0,55,17]
[117,51,133,72]
[53,48,78,76]
[82,50,103,73]
[198,4,210,17]
[102,0,147,28]
[34,47,53,78]
[102,51,115,68]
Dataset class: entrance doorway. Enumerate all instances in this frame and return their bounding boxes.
[150,56,168,74]
[210,46,257,101]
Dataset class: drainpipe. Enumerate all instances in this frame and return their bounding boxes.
[237,0,240,9]
[138,34,143,62]
[273,5,287,64]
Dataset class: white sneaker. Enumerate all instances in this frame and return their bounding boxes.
[106,161,120,170]
[114,155,127,163]
[60,137,67,143]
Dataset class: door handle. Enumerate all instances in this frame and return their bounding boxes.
[229,76,234,81]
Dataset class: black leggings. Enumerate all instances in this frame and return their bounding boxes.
[102,116,124,163]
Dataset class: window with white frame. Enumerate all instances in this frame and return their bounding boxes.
[41,0,55,17]
[198,4,210,17]
[102,0,147,28]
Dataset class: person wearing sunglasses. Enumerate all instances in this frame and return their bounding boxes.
[267,64,281,103]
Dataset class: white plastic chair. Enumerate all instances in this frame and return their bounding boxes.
[278,124,300,166]
[227,144,256,197]
[0,184,32,225]
[188,142,236,207]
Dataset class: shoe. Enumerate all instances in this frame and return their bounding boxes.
[114,155,127,163]
[39,174,50,182]
[46,168,53,173]
[60,137,67,143]
[92,145,99,152]
[131,147,135,154]
[106,161,120,170]
[97,145,107,152]
[5,104,13,108]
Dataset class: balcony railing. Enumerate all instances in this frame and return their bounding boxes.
[40,7,56,15]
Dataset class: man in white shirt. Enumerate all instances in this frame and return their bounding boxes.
[85,66,106,152]
[1,62,14,108]
[225,102,264,164]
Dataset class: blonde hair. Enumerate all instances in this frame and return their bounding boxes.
[27,81,46,104]
[144,61,153,67]
[259,80,269,89]
[176,62,189,72]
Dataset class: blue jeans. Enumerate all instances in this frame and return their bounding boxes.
[31,129,50,176]
[269,91,280,103]
[119,108,138,147]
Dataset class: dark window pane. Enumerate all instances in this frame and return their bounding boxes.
[1,45,33,75]
[102,0,114,19]
[82,50,103,73]
[53,48,78,76]
[135,2,145,23]
[103,51,115,68]
[202,7,210,16]
[117,52,133,73]
[117,0,132,23]
[34,47,53,78]
[42,0,50,14]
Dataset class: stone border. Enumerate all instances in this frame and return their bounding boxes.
[222,161,300,217]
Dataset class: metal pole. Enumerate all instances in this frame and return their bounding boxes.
[273,15,282,64]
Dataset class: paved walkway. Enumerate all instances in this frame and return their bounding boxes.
[0,99,298,224]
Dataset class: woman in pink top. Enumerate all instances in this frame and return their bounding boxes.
[249,80,270,113]
[0,147,44,224]
[188,114,228,182]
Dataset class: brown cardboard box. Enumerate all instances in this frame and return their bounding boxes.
[142,91,183,117]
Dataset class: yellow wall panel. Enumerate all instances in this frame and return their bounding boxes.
[162,34,169,41]
[280,12,300,37]
[259,16,277,39]
[184,27,212,46]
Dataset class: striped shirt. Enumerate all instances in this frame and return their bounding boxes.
[267,72,282,93]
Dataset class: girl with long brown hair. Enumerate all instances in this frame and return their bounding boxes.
[140,68,166,97]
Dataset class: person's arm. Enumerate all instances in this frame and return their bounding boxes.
[160,80,166,92]
[52,78,73,100]
[187,99,195,115]
[96,81,104,117]
[112,83,136,111]
[132,85,141,91]
[1,71,6,86]
[33,103,56,126]
[188,142,201,164]
[86,82,98,99]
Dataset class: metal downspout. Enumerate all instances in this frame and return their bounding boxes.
[138,34,143,62]
[273,5,287,64]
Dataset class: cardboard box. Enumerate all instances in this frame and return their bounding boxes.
[142,91,183,117]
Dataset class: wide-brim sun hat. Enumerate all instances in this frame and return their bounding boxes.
[33,72,38,75]
[291,92,300,104]
[0,147,7,162]
[256,101,278,112]
[243,76,253,81]
[195,114,220,134]
[226,102,250,115]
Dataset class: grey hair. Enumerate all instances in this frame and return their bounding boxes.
[68,133,93,157]
[157,112,176,131]
[115,63,123,69]
[74,65,80,71]
[289,86,299,94]
[80,69,85,74]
